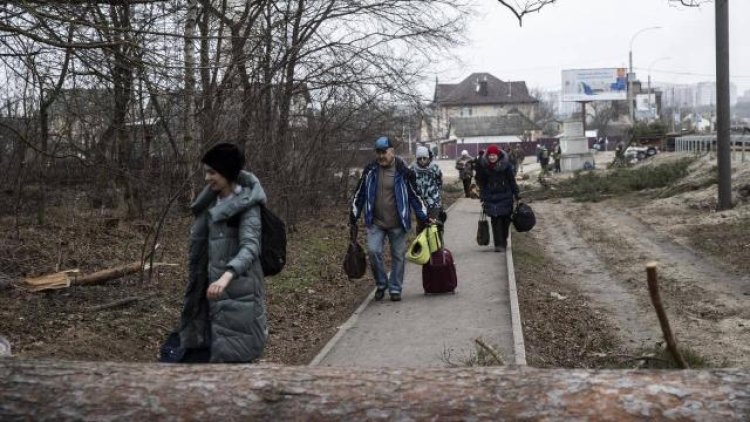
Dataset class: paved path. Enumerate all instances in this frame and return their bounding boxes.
[311,198,519,368]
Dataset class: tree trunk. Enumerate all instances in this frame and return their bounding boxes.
[183,0,198,153]
[1,360,748,420]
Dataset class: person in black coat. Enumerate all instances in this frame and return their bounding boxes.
[475,145,520,252]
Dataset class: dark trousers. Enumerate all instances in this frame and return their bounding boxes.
[462,178,472,198]
[490,215,511,248]
[553,159,561,173]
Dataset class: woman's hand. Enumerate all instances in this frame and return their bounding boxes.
[207,271,234,300]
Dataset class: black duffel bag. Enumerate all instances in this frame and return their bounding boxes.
[512,202,536,232]
[343,225,367,279]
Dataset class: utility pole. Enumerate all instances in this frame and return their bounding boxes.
[628,27,661,124]
[715,0,732,210]
[629,50,634,123]
[670,86,682,133]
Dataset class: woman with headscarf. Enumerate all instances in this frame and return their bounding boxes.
[455,150,474,198]
[474,145,520,252]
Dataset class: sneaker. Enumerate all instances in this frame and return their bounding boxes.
[389,292,402,302]
[494,246,506,253]
[374,289,386,301]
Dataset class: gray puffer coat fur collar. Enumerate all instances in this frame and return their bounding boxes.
[179,171,268,363]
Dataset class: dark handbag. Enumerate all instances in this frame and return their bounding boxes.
[343,225,367,279]
[476,211,490,246]
[159,332,186,363]
[159,332,211,363]
[512,202,536,232]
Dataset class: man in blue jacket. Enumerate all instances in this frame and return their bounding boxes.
[350,136,430,302]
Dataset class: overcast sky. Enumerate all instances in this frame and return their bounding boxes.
[425,0,750,99]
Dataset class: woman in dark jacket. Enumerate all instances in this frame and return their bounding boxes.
[475,145,520,252]
[176,143,268,363]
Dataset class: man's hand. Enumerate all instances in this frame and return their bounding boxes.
[207,271,234,300]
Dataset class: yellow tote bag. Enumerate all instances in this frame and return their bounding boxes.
[406,225,442,265]
[425,224,442,253]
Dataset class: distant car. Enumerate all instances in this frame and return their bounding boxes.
[624,145,658,161]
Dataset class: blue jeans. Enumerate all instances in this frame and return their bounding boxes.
[366,225,407,294]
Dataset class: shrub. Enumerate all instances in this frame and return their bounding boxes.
[549,157,696,202]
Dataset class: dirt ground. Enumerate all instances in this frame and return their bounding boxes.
[0,190,375,364]
[0,175,464,364]
[514,152,750,368]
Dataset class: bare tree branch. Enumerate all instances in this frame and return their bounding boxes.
[669,0,710,6]
[495,0,557,26]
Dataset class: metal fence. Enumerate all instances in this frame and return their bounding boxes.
[675,135,749,162]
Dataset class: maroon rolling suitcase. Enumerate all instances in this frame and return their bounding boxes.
[422,248,457,294]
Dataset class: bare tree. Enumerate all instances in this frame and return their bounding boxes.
[529,88,561,136]
[586,102,621,140]
[0,0,470,228]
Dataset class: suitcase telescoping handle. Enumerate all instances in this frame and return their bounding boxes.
[426,224,447,266]
[425,223,443,253]
[431,221,444,247]
[350,224,358,242]
[434,250,447,266]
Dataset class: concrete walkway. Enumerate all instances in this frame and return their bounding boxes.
[311,198,521,368]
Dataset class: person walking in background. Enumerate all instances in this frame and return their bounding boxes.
[475,145,520,253]
[538,145,550,175]
[350,136,430,302]
[473,149,485,180]
[508,145,520,177]
[412,145,444,235]
[614,141,626,166]
[551,141,562,173]
[174,143,268,363]
[455,149,474,198]
[514,144,526,175]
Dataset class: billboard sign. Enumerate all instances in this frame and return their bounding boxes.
[562,68,628,102]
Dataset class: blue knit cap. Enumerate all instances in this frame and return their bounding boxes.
[374,136,393,150]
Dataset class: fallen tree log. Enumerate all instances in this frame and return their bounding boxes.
[75,262,177,286]
[72,262,148,286]
[23,262,175,292]
[0,359,748,420]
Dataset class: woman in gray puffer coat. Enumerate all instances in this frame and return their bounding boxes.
[177,143,268,363]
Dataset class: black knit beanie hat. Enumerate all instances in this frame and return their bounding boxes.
[201,143,245,182]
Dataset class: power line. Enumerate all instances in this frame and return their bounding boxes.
[634,66,750,79]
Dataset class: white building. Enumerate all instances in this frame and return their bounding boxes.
[421,72,539,143]
[662,81,738,108]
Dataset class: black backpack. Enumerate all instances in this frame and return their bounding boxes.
[260,205,287,276]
